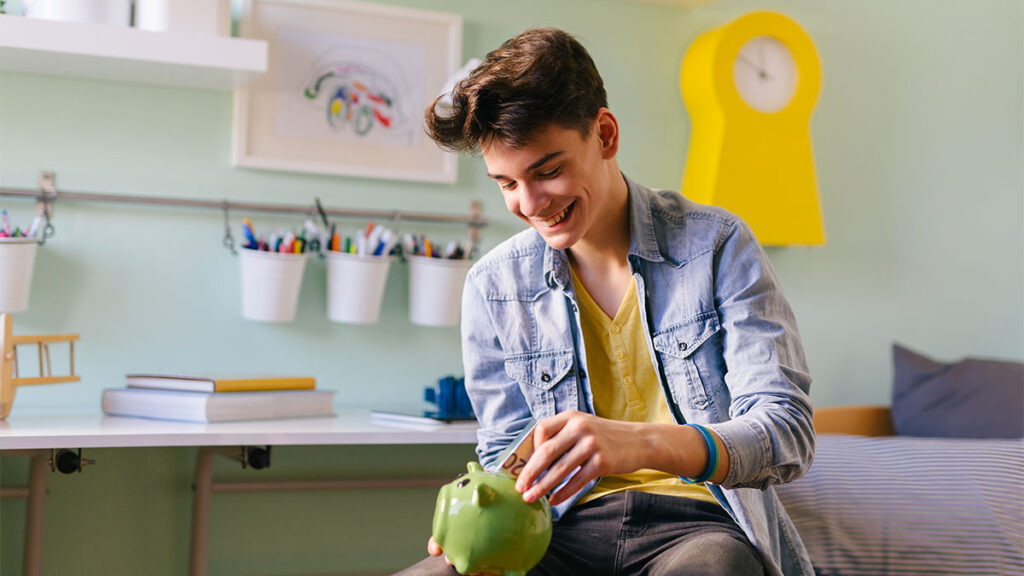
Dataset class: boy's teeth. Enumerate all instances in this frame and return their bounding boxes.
[543,205,569,227]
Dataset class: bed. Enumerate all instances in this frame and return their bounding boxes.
[775,405,1024,576]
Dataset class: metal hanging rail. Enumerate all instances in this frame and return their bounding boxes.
[0,171,487,249]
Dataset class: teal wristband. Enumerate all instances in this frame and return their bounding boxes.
[681,423,718,484]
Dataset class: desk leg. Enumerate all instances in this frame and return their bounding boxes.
[189,448,215,576]
[23,454,48,576]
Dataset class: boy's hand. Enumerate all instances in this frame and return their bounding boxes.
[514,411,649,506]
[512,412,726,506]
[427,537,449,562]
[428,537,492,575]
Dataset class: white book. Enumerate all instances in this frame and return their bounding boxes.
[124,373,316,393]
[370,409,479,430]
[102,388,335,423]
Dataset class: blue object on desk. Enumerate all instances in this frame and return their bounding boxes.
[425,376,475,420]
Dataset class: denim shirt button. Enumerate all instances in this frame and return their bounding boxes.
[678,341,688,351]
[541,372,552,383]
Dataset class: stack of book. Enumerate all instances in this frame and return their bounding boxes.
[102,374,335,423]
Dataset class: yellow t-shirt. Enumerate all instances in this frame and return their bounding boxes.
[571,268,717,506]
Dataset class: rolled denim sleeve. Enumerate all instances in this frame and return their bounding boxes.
[703,219,816,490]
[460,269,534,471]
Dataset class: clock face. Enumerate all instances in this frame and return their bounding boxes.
[732,36,798,113]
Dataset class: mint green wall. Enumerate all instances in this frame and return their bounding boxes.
[1,0,1021,574]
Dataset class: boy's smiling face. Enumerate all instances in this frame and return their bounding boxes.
[482,110,622,252]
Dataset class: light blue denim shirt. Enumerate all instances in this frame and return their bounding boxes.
[460,175,816,576]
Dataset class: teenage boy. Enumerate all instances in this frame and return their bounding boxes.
[399,27,815,576]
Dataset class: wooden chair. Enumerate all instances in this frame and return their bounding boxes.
[0,313,80,419]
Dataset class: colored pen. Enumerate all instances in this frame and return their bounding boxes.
[242,228,257,249]
[372,229,390,256]
[365,226,383,256]
[402,234,416,256]
[242,218,258,246]
[381,230,399,256]
[304,218,320,239]
[26,214,43,238]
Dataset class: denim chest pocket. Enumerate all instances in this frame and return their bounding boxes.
[504,350,576,419]
[652,311,721,409]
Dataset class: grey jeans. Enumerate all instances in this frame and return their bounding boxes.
[395,491,766,576]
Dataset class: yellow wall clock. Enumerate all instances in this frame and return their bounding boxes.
[680,11,825,245]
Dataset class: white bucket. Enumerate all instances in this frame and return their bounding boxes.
[134,0,231,36]
[407,255,473,327]
[239,249,308,323]
[23,0,132,26]
[0,238,39,313]
[325,252,393,324]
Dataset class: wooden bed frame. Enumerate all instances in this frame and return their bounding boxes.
[813,405,895,436]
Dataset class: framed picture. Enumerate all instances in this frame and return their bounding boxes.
[232,0,462,183]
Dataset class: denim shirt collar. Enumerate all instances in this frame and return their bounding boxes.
[543,174,664,290]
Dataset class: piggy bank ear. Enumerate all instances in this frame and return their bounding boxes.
[473,484,496,507]
[467,462,484,473]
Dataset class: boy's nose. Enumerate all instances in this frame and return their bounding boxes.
[517,184,551,220]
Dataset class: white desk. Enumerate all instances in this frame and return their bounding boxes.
[0,405,479,450]
[0,405,478,576]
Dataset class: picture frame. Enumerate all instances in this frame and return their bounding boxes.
[232,0,462,183]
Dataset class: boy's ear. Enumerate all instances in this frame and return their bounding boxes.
[595,108,619,158]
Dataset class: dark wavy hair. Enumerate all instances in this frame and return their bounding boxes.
[424,28,608,153]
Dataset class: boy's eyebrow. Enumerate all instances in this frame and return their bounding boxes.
[487,151,564,180]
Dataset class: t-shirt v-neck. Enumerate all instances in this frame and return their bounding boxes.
[569,266,718,506]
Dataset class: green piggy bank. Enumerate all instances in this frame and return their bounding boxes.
[432,462,552,576]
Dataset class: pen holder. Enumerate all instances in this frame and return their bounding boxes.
[134,0,231,36]
[239,249,309,322]
[24,0,132,26]
[407,255,473,327]
[325,252,393,324]
[0,238,40,314]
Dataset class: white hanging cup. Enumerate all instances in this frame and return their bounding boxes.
[407,255,472,327]
[238,249,308,323]
[0,238,40,313]
[134,0,231,36]
[325,252,393,324]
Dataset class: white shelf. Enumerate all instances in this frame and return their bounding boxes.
[0,14,267,90]
[0,406,479,450]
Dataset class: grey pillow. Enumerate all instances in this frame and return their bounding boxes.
[892,344,1024,438]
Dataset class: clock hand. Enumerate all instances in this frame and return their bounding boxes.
[737,54,772,81]
[757,45,775,81]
